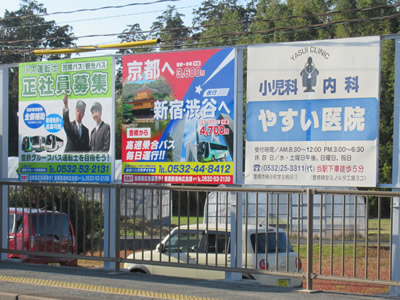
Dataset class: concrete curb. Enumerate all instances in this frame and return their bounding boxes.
[0,292,18,300]
[0,293,59,300]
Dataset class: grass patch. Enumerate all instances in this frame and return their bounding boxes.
[170,216,204,226]
[119,216,204,237]
[293,244,368,259]
[367,218,390,242]
[119,218,168,237]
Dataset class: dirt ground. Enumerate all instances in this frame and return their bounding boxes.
[78,249,391,295]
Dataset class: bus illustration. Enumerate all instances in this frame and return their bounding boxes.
[21,136,33,152]
[45,135,64,152]
[22,135,64,153]
[197,141,229,162]
[31,136,46,152]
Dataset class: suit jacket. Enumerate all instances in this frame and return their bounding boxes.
[63,109,89,152]
[90,121,110,152]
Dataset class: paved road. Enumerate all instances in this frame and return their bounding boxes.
[0,261,397,300]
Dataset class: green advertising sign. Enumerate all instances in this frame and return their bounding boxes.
[18,56,114,183]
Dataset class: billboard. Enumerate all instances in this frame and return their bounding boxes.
[245,36,380,187]
[18,56,114,182]
[122,48,236,184]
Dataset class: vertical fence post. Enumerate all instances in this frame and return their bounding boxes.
[306,188,314,291]
[391,38,400,297]
[114,184,121,273]
[0,67,9,261]
[0,183,2,259]
[226,191,242,281]
[225,47,244,281]
[103,186,116,270]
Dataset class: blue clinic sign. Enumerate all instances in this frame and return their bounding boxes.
[247,98,378,142]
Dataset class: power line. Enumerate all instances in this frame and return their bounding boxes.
[0,0,180,21]
[59,4,198,25]
[1,2,398,46]
[0,5,199,33]
[46,0,180,16]
[180,12,400,43]
[170,3,400,35]
[1,3,399,55]
[6,12,397,55]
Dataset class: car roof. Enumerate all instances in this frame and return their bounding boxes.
[174,224,282,233]
[9,207,65,215]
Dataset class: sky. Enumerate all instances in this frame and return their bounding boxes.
[0,0,201,57]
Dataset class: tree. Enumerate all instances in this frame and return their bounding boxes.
[331,0,359,38]
[286,0,333,41]
[149,5,190,50]
[0,0,75,157]
[249,0,292,43]
[192,0,250,47]
[117,24,150,54]
[192,0,247,28]
[116,23,151,89]
[0,0,74,64]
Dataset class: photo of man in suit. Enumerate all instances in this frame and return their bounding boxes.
[90,102,110,152]
[62,93,90,152]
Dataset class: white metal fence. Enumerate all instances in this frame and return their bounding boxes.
[1,181,399,293]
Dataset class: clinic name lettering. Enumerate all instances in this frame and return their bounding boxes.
[290,46,330,61]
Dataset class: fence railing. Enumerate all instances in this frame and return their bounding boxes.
[1,181,399,292]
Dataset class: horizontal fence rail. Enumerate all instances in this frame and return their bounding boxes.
[1,181,400,292]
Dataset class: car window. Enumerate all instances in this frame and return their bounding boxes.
[250,232,293,253]
[31,214,70,238]
[8,214,23,234]
[165,230,201,252]
[165,230,231,254]
[199,231,230,254]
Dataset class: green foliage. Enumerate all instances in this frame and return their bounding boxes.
[0,0,74,64]
[378,40,395,184]
[170,216,205,226]
[122,102,134,124]
[250,0,293,43]
[150,5,190,50]
[367,196,391,218]
[194,0,252,47]
[120,217,170,237]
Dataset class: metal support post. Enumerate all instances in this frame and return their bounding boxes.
[306,188,314,291]
[104,187,116,270]
[225,47,244,281]
[226,192,242,281]
[114,185,121,273]
[0,67,9,260]
[391,38,400,297]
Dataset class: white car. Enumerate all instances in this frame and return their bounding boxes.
[124,224,303,287]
